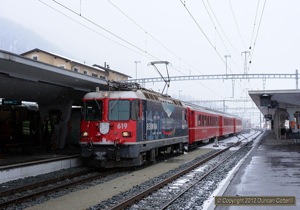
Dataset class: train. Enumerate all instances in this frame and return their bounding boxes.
[80,83,243,168]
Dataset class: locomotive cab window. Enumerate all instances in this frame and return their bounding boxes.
[83,100,103,120]
[109,100,130,120]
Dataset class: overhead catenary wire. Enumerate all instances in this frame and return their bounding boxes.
[107,0,227,98]
[179,0,227,66]
[238,0,261,94]
[46,0,223,98]
[107,0,203,76]
[52,1,144,54]
[38,0,154,61]
[227,0,261,97]
[205,0,244,74]
[201,0,243,75]
[43,0,255,100]
[229,0,247,50]
[206,0,241,57]
[247,0,267,73]
[180,0,249,96]
[249,0,260,51]
[101,0,223,97]
[53,0,202,77]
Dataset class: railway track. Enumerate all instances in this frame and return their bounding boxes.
[99,131,262,210]
[0,168,118,209]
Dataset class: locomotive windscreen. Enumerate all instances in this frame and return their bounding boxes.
[83,100,103,121]
[109,100,130,120]
[108,99,140,121]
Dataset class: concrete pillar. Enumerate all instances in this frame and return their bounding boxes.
[274,109,289,139]
[58,100,73,149]
[39,100,73,149]
[273,110,280,139]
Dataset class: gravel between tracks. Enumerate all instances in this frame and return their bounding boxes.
[20,148,214,210]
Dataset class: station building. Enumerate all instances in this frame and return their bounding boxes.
[0,48,130,154]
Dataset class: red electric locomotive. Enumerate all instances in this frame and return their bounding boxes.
[80,84,188,168]
[80,84,242,168]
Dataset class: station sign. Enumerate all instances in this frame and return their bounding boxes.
[2,99,22,105]
[264,114,273,120]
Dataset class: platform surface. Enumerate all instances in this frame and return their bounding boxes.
[215,131,300,210]
[0,146,80,167]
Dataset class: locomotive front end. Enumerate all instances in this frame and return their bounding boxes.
[80,91,141,167]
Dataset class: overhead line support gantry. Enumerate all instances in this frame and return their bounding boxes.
[128,70,299,90]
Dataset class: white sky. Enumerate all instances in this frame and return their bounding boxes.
[1,0,300,125]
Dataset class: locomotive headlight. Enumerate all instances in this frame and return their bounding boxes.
[102,92,109,98]
[122,131,132,137]
[82,131,89,137]
[100,122,110,134]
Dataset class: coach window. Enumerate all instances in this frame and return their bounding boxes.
[131,100,140,120]
[109,100,130,120]
[201,115,203,126]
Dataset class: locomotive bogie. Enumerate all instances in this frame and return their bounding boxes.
[81,136,188,168]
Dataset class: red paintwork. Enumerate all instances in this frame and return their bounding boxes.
[80,98,137,145]
[187,106,243,144]
[187,107,220,144]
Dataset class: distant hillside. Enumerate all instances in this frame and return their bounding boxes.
[0,17,66,56]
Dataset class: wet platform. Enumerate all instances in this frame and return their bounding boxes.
[214,131,300,210]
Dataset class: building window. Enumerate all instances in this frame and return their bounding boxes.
[83,71,88,75]
[32,55,38,61]
[73,67,79,72]
[92,73,98,78]
[58,65,65,69]
[99,76,106,79]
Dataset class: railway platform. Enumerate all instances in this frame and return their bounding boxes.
[211,130,300,210]
[0,146,82,184]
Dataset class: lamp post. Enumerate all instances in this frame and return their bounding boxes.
[224,55,231,75]
[135,61,141,79]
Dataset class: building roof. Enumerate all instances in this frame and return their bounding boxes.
[92,64,131,78]
[21,48,129,78]
[249,89,300,118]
[21,48,91,67]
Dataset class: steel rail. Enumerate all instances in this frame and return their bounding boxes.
[0,168,95,197]
[160,131,262,209]
[105,131,262,210]
[0,169,118,209]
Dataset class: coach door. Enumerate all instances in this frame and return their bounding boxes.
[219,115,223,136]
